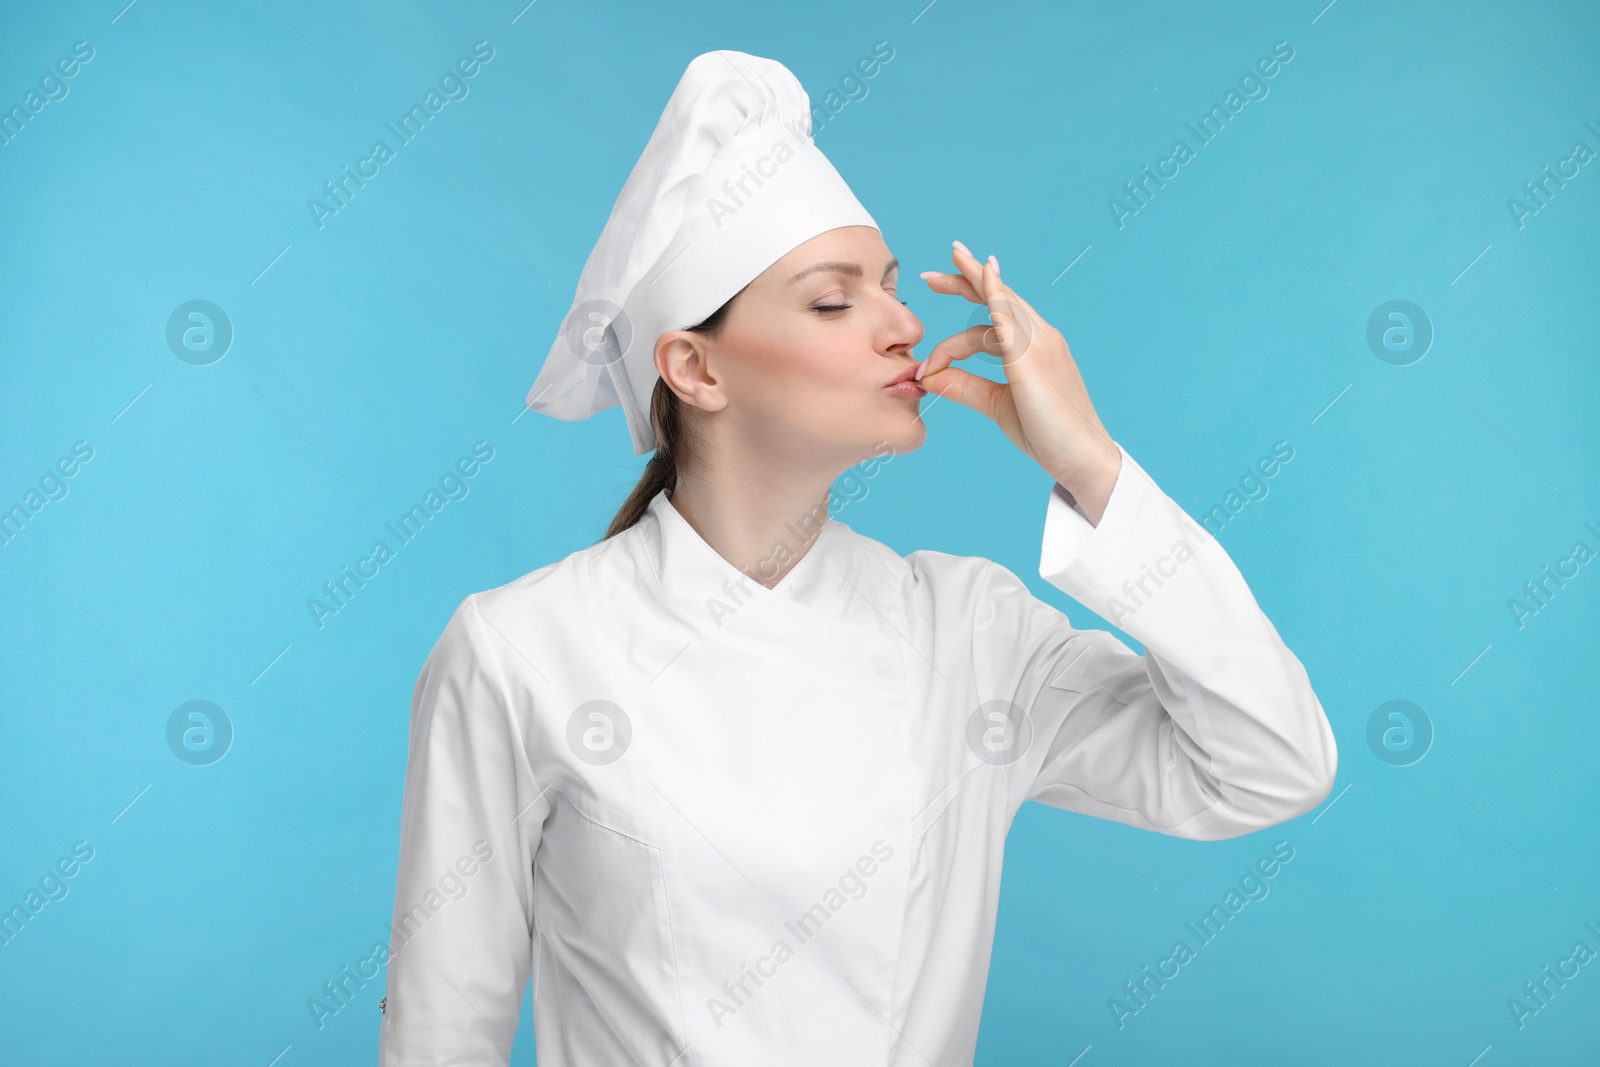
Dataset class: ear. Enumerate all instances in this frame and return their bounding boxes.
[654,330,728,414]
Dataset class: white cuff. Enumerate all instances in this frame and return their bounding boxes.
[1038,443,1217,632]
[1039,441,1142,584]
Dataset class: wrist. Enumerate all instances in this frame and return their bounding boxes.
[1053,444,1121,526]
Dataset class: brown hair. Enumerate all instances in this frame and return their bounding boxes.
[603,288,742,540]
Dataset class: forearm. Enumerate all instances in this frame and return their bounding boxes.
[1024,441,1337,831]
[1050,441,1122,527]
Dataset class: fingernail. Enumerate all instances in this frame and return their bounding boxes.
[988,254,999,272]
[953,239,971,258]
[919,271,940,280]
[914,360,927,380]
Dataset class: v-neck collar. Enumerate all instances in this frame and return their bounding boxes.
[597,487,904,691]
[645,487,842,612]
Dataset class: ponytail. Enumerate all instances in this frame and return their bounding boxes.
[603,377,689,539]
[603,288,741,540]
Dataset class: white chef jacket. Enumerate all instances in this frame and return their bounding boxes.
[377,442,1337,1066]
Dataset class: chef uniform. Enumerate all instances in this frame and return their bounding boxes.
[377,50,1338,1067]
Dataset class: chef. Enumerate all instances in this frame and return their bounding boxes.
[378,49,1338,1067]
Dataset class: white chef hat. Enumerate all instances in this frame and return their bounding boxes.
[525,50,879,455]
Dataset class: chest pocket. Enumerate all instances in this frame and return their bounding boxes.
[1044,630,1148,706]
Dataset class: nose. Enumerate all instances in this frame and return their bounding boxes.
[883,291,924,352]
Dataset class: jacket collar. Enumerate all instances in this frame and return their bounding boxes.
[645,488,848,618]
[596,488,905,691]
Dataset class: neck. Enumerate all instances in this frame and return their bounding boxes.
[666,444,841,591]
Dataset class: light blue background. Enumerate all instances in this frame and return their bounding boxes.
[2,1,1597,1063]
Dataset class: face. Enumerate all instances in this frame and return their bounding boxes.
[655,225,927,472]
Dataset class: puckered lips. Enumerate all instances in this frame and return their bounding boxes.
[883,361,925,396]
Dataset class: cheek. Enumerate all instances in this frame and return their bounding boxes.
[797,351,885,429]
[743,330,864,403]
[721,318,902,443]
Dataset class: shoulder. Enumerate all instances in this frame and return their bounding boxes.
[842,523,1028,622]
[430,529,637,657]
[468,527,632,617]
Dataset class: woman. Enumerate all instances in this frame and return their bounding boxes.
[378,51,1336,1067]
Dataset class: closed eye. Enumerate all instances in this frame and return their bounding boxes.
[813,287,904,314]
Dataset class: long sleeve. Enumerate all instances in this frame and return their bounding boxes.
[379,595,548,1066]
[994,443,1337,840]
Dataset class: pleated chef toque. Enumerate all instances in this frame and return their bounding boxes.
[525,50,879,455]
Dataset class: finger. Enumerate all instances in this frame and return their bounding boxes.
[918,324,1003,381]
[962,247,1027,341]
[919,270,984,304]
[978,262,1054,366]
[947,244,1049,366]
[975,275,1037,367]
[985,256,1055,338]
[950,240,991,296]
[986,269,1045,326]
[917,361,1007,422]
[994,299,1050,368]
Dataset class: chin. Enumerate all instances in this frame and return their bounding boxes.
[873,413,927,459]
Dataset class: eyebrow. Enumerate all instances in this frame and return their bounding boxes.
[786,257,899,285]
